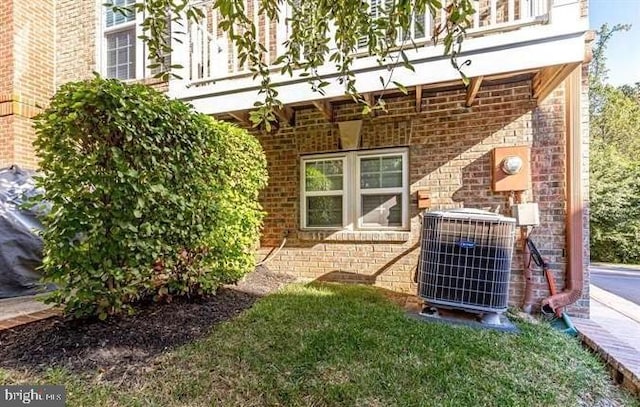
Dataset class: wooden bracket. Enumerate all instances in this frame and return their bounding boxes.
[364,93,376,117]
[275,106,295,127]
[533,63,579,104]
[312,100,333,122]
[415,86,423,113]
[465,76,483,107]
[228,111,251,125]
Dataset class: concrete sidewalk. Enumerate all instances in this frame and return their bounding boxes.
[591,285,640,350]
[572,285,640,396]
[591,262,640,274]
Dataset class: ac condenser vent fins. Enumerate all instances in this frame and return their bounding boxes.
[417,209,516,314]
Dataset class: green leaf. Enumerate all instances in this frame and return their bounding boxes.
[392,81,408,95]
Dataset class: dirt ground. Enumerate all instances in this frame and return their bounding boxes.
[0,266,294,385]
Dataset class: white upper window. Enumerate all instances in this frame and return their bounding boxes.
[300,148,409,230]
[101,0,146,80]
[357,0,427,49]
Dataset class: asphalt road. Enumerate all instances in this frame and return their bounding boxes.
[591,265,640,305]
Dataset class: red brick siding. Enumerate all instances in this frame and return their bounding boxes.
[55,0,98,86]
[0,0,589,317]
[0,0,167,170]
[255,78,589,317]
[13,1,55,108]
[0,2,15,166]
[0,115,14,165]
[0,0,54,169]
[0,1,13,167]
[577,62,590,313]
[0,3,14,97]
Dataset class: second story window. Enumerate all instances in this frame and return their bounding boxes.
[102,0,141,80]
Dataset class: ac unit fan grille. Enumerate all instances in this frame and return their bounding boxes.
[418,210,516,313]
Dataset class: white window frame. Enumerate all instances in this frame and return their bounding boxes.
[357,0,428,49]
[98,0,148,81]
[279,1,338,59]
[356,149,409,230]
[300,153,348,230]
[300,147,409,231]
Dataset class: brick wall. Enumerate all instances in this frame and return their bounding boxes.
[0,0,168,170]
[0,2,13,166]
[577,62,591,314]
[0,115,14,165]
[0,3,14,97]
[0,0,55,169]
[255,77,590,317]
[55,0,99,86]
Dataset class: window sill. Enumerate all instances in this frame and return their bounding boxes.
[124,77,168,86]
[297,230,411,242]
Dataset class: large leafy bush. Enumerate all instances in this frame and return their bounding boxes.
[34,77,267,318]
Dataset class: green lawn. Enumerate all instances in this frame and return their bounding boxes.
[1,283,637,406]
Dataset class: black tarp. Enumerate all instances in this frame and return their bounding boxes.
[0,166,53,298]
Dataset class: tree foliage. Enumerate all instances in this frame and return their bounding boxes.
[34,77,267,318]
[590,85,640,156]
[588,23,631,116]
[110,0,475,127]
[618,82,640,100]
[588,24,631,90]
[589,24,640,264]
[590,140,640,263]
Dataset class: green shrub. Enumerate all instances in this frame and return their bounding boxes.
[34,76,267,319]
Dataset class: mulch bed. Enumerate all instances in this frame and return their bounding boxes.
[0,267,295,385]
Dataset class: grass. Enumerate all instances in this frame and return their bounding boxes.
[1,283,637,407]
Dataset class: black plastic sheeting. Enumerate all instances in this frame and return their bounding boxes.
[0,166,54,299]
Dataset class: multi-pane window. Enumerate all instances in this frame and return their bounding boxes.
[357,0,427,49]
[102,0,144,80]
[301,148,409,230]
[106,30,136,79]
[358,154,404,228]
[304,158,345,228]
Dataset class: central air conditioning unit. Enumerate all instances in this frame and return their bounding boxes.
[417,209,516,324]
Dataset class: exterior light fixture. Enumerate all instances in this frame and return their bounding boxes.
[501,155,523,175]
